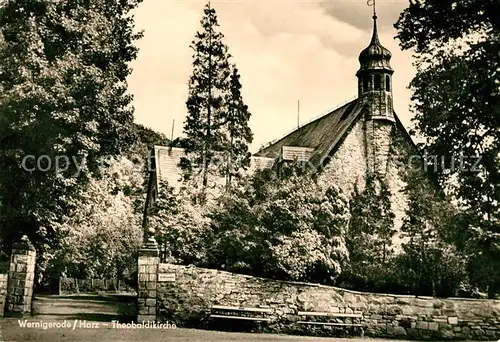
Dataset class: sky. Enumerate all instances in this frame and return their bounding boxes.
[128,0,415,152]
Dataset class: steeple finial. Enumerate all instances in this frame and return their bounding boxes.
[367,0,377,19]
[367,0,379,44]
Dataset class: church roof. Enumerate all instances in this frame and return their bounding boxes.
[154,146,186,190]
[153,145,275,190]
[255,98,367,169]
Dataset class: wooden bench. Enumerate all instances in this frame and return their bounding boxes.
[210,305,273,322]
[297,311,364,336]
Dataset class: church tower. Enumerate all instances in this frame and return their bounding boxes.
[356,11,394,121]
[357,7,395,178]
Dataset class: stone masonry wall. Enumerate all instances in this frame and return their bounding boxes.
[5,237,36,317]
[317,118,410,241]
[317,120,367,197]
[366,120,393,178]
[0,273,8,317]
[157,263,500,340]
[137,253,158,322]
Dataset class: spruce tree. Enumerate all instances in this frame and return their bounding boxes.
[184,1,231,188]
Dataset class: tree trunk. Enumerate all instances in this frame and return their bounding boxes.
[382,241,386,264]
[203,3,213,188]
[116,261,121,292]
[227,132,233,187]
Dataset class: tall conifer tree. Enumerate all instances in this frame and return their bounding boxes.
[184,2,231,188]
[223,65,253,186]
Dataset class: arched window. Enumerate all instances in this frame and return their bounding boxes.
[363,77,369,92]
[374,74,382,90]
[385,75,391,91]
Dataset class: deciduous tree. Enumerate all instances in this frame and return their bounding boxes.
[208,165,350,284]
[395,0,499,297]
[0,0,142,253]
[47,156,143,285]
[397,169,467,297]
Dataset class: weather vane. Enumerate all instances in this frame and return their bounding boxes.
[367,0,377,19]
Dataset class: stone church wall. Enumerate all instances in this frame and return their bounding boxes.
[386,124,416,238]
[316,118,415,236]
[156,263,500,340]
[317,120,368,197]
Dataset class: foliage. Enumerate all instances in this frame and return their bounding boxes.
[395,0,499,53]
[447,208,500,298]
[220,66,253,186]
[169,137,191,149]
[149,163,350,284]
[47,156,144,282]
[341,177,396,291]
[397,168,467,297]
[208,164,350,283]
[134,123,170,149]
[150,181,211,265]
[182,2,252,188]
[0,0,142,253]
[395,0,499,297]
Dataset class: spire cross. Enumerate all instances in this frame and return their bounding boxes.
[367,0,377,19]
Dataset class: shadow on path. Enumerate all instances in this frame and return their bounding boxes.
[31,293,136,323]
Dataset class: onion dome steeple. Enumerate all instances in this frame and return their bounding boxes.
[358,14,393,73]
[356,4,395,121]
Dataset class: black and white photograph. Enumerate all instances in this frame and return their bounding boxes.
[0,0,498,341]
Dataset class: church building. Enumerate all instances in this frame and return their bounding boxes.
[149,11,434,235]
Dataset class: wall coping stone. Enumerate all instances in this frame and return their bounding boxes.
[12,235,35,251]
[139,246,159,257]
[446,297,500,302]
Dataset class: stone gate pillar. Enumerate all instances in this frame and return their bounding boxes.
[6,235,36,317]
[137,238,159,323]
[0,273,8,317]
[138,160,159,323]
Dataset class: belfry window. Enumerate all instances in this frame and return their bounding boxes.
[374,74,382,90]
[385,75,391,91]
[363,77,369,92]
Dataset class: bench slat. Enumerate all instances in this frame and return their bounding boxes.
[210,314,271,322]
[297,311,362,318]
[297,321,363,327]
[212,305,272,314]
